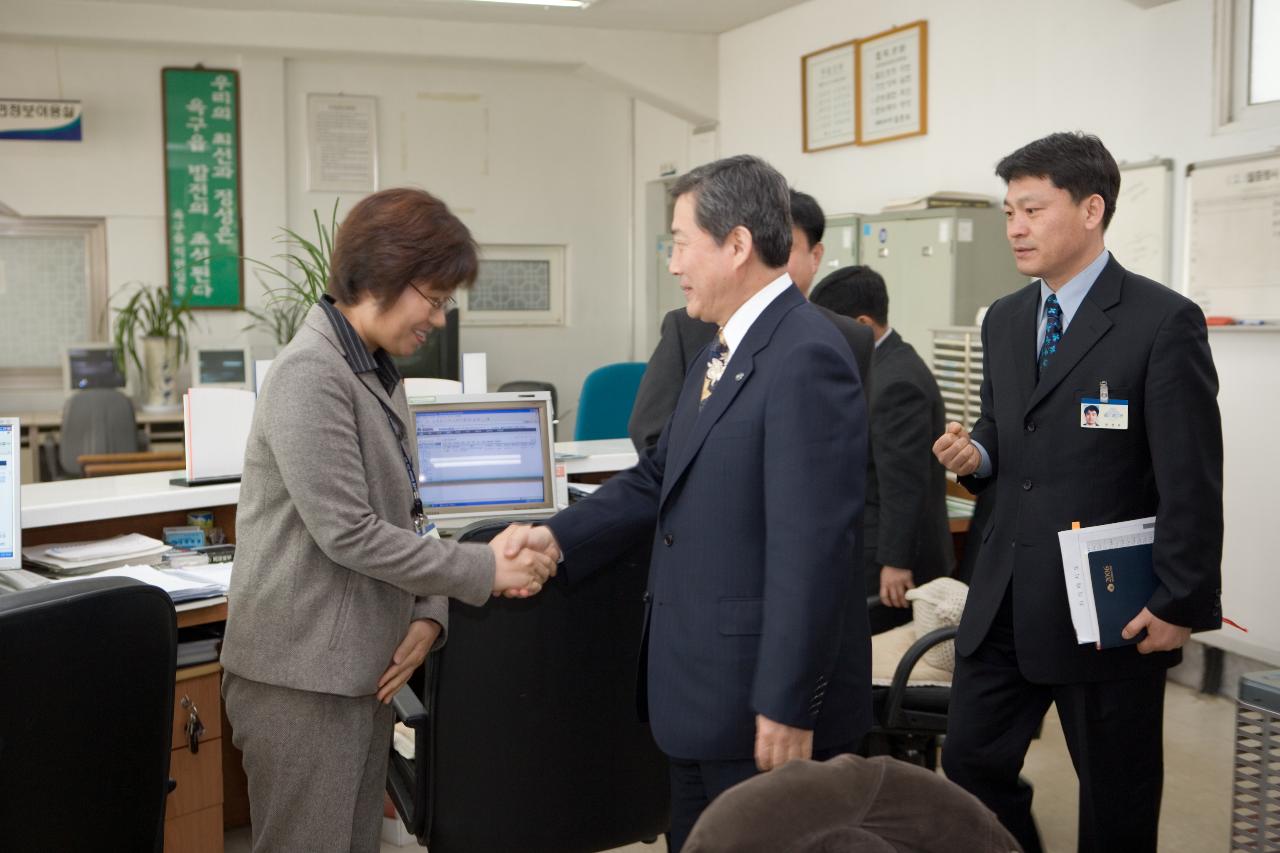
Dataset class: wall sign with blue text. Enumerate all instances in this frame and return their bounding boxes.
[162,67,243,309]
[0,99,82,141]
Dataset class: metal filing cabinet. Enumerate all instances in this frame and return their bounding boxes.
[858,207,1026,362]
[818,213,862,283]
[1231,670,1280,851]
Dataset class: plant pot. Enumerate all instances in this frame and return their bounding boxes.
[142,336,181,412]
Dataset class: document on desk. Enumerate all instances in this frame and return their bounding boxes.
[24,534,171,574]
[184,388,255,481]
[53,564,228,603]
[1059,517,1157,649]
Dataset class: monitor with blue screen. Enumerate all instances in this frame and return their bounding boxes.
[0,418,21,570]
[409,392,556,528]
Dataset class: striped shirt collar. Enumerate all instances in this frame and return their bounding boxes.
[318,295,402,394]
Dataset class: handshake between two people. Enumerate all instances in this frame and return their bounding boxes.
[487,523,563,599]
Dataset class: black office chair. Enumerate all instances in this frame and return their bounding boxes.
[862,596,957,771]
[497,380,560,439]
[0,577,177,852]
[40,388,148,479]
[387,519,670,853]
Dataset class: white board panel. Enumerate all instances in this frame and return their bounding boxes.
[1109,159,1172,285]
[1186,151,1280,319]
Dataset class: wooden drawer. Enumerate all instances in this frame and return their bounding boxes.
[168,736,224,819]
[164,804,223,853]
[173,663,222,751]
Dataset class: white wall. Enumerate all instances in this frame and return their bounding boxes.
[284,56,637,433]
[719,0,1280,291]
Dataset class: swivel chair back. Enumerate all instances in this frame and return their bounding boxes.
[42,388,145,479]
[573,362,646,441]
[0,577,177,852]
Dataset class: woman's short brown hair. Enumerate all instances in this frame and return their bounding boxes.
[328,187,478,306]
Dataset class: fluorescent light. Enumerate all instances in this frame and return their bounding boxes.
[463,0,594,7]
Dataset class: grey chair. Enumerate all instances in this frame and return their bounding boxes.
[0,577,177,852]
[40,388,147,479]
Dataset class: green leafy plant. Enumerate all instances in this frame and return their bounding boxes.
[111,282,197,375]
[243,201,340,345]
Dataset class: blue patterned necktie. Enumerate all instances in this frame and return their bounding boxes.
[700,330,730,410]
[1038,293,1062,378]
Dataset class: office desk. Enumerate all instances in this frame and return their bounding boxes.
[8,409,186,483]
[556,438,639,476]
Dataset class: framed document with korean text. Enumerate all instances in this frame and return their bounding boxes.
[801,40,856,153]
[855,20,928,146]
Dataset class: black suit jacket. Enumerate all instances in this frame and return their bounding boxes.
[549,286,872,761]
[629,306,874,452]
[864,330,953,593]
[958,257,1223,683]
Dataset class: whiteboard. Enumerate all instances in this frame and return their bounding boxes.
[1109,159,1172,285]
[1186,151,1280,319]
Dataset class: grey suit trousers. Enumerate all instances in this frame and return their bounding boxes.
[223,672,394,853]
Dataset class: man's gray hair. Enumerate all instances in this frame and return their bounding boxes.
[670,155,792,269]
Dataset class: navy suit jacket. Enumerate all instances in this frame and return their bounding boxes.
[958,257,1223,683]
[548,285,872,761]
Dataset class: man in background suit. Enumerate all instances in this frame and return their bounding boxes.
[628,189,873,451]
[506,156,871,851]
[810,265,952,629]
[933,132,1223,852]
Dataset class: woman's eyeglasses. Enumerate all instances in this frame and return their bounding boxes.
[409,284,457,312]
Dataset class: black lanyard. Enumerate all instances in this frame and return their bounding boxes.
[364,382,427,535]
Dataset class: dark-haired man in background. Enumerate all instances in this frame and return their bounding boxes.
[628,189,872,452]
[933,132,1223,852]
[810,266,951,630]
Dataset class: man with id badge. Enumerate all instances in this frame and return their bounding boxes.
[932,133,1223,853]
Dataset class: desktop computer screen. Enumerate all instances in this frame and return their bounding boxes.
[411,395,555,522]
[64,345,127,391]
[193,347,250,388]
[0,418,21,570]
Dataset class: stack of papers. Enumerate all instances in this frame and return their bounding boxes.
[53,563,230,604]
[24,533,171,575]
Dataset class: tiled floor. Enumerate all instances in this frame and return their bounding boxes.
[225,681,1236,852]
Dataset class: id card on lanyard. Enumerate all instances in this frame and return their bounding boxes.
[373,394,436,537]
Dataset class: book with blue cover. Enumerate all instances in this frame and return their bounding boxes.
[1058,516,1157,648]
[1086,542,1157,649]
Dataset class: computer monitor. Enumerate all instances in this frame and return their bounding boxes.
[409,391,556,528]
[191,346,252,390]
[63,344,127,392]
[0,418,21,570]
[393,307,459,381]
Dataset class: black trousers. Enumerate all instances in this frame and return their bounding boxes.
[666,741,857,853]
[942,593,1167,853]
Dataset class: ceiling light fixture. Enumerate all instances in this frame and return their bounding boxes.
[461,0,596,8]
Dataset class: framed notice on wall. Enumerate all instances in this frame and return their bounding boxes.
[855,20,928,146]
[801,40,857,153]
[161,67,244,309]
[306,94,378,193]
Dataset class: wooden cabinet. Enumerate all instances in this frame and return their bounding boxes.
[166,663,224,853]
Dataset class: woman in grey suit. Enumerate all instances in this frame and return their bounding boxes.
[221,188,556,853]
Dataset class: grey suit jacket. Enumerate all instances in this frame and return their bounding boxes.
[221,304,495,697]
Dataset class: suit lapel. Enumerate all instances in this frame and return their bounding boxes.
[1005,284,1040,409]
[1025,258,1123,413]
[659,286,802,508]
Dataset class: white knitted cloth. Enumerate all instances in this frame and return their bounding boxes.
[905,577,969,672]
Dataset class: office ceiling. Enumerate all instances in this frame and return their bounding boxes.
[75,0,812,34]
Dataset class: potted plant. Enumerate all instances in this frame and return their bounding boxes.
[111,282,197,411]
[243,201,339,346]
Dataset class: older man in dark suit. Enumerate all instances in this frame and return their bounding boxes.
[934,132,1223,853]
[506,156,871,852]
[628,189,872,452]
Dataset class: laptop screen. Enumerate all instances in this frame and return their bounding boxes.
[0,418,21,570]
[411,395,555,519]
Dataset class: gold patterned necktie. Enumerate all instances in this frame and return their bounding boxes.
[700,329,730,409]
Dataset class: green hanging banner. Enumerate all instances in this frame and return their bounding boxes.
[161,67,243,309]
